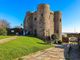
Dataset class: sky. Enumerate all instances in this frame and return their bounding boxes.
[0,0,80,33]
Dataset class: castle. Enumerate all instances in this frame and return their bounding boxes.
[24,4,62,41]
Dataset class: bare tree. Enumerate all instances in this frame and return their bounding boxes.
[0,19,10,28]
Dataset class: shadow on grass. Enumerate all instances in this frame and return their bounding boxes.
[24,35,46,41]
[37,42,50,45]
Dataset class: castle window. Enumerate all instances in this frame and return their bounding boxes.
[40,19,43,22]
[49,15,50,19]
[56,30,59,33]
[39,22,41,24]
[60,18,61,22]
[41,14,43,17]
[34,18,37,21]
[34,29,37,36]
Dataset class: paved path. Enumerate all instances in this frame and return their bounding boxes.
[16,44,80,60]
[0,36,17,44]
[17,45,65,60]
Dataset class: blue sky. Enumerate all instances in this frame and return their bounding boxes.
[0,0,80,33]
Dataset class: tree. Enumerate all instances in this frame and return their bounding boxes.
[0,28,7,35]
[0,19,10,35]
[0,20,10,28]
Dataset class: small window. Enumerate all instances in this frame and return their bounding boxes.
[40,19,42,22]
[39,22,41,24]
[60,18,61,22]
[41,14,43,17]
[34,18,37,21]
[56,30,59,33]
[34,29,37,36]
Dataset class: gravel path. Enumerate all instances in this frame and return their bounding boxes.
[0,36,17,44]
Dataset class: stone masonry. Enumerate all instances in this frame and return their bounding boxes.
[24,4,62,41]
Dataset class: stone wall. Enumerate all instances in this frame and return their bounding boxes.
[54,11,62,41]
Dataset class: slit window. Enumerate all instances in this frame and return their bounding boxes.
[41,14,43,17]
[60,19,61,22]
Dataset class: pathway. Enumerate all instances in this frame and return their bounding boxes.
[17,45,65,60]
[0,36,17,44]
[17,44,80,60]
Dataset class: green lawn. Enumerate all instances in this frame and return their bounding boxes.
[0,36,11,39]
[0,36,52,60]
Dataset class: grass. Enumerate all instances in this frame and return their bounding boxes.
[0,36,52,60]
[0,36,11,39]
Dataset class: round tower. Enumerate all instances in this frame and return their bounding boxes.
[54,11,62,41]
[38,4,50,13]
[24,11,33,35]
[37,4,54,39]
[24,11,31,30]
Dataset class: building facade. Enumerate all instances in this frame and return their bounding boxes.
[24,4,62,41]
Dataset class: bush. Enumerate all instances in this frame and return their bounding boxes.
[51,34,59,44]
[0,28,7,35]
[58,40,62,44]
[0,19,10,35]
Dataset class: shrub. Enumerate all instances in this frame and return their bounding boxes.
[51,34,59,44]
[0,28,7,35]
[0,19,10,35]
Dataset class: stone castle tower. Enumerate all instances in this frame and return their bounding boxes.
[24,4,62,41]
